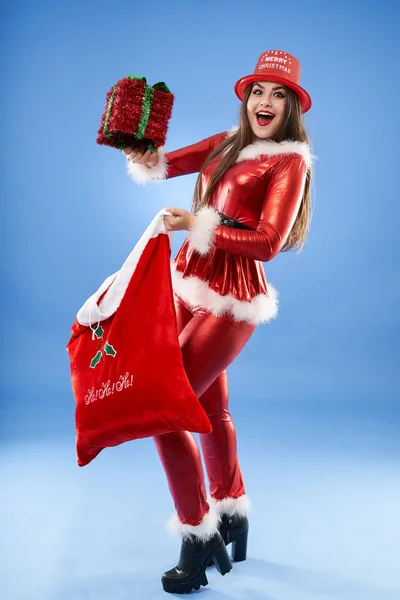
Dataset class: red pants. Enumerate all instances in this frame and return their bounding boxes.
[154,293,256,526]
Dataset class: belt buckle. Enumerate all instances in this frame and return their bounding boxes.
[220,213,232,227]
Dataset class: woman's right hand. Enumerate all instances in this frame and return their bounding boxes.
[123,146,159,168]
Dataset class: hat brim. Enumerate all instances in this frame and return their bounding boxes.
[234,74,312,114]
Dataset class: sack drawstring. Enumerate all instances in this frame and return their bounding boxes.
[88,303,103,340]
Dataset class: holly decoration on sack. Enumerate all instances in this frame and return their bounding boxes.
[90,325,117,369]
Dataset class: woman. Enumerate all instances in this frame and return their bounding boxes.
[124,49,314,594]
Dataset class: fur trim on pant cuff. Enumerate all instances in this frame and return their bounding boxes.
[187,206,221,256]
[166,507,220,542]
[208,494,251,517]
[126,147,168,184]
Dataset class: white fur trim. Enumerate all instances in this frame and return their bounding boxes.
[126,147,168,184]
[237,139,314,169]
[171,264,278,325]
[166,506,220,541]
[227,126,314,170]
[187,206,221,256]
[76,209,174,326]
[209,494,251,517]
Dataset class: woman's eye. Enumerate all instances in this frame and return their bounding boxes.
[253,89,285,98]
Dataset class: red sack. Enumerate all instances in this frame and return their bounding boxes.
[66,210,212,467]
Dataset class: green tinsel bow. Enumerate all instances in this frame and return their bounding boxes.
[103,75,171,152]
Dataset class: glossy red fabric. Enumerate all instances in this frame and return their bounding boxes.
[165,132,307,308]
[66,234,212,467]
[208,154,307,261]
[173,241,269,301]
[154,293,255,526]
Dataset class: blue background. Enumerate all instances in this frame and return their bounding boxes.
[1,1,399,598]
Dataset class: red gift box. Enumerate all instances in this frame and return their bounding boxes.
[96,76,174,152]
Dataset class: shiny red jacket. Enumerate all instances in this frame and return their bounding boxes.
[127,129,313,325]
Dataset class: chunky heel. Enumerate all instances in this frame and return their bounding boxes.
[211,541,233,575]
[231,530,248,562]
[206,514,249,568]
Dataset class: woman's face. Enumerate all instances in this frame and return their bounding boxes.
[246,81,288,140]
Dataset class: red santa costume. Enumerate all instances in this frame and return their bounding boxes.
[125,49,314,560]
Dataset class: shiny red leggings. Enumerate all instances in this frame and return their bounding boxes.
[154,293,256,526]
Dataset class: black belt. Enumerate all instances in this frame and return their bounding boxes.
[219,213,254,230]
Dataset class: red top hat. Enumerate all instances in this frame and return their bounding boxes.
[234,50,312,114]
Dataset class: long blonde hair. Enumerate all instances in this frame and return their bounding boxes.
[191,84,314,252]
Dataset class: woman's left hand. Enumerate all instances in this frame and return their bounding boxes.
[164,207,195,231]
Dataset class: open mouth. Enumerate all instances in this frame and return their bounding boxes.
[256,112,275,127]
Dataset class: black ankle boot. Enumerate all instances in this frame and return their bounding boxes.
[161,530,232,594]
[220,514,249,561]
[207,514,249,566]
